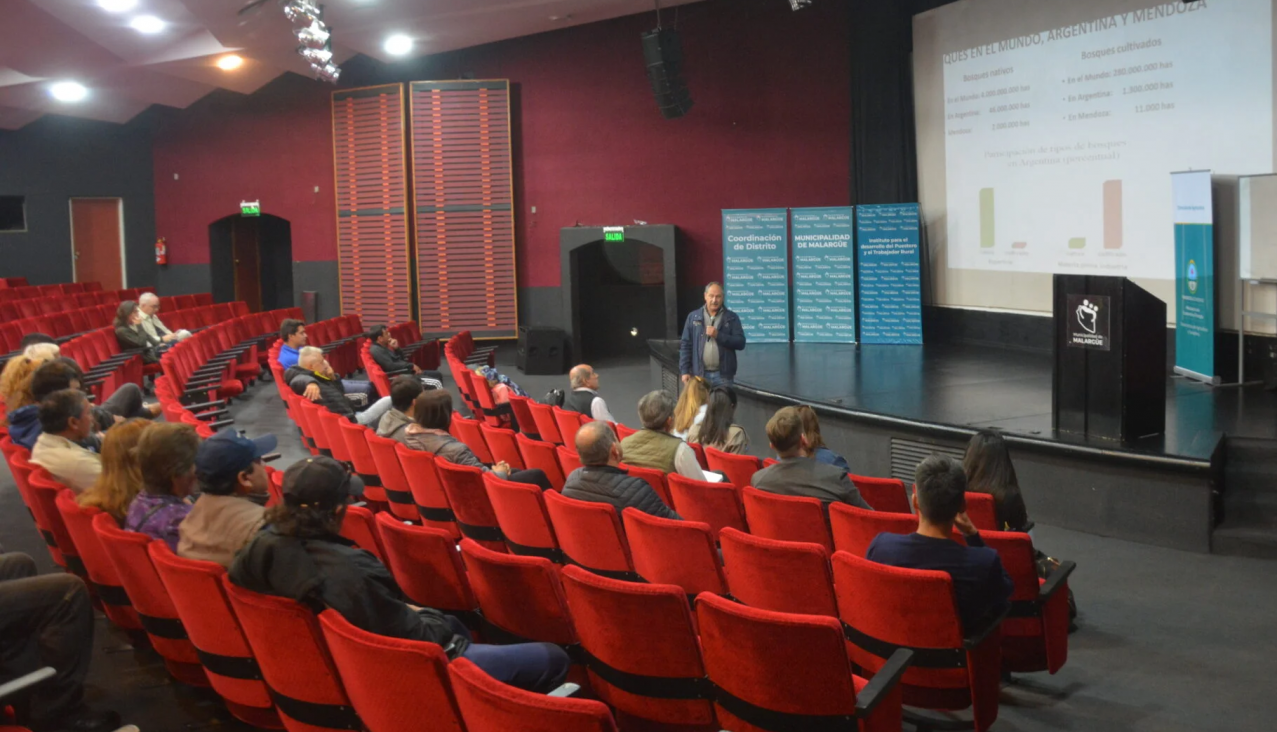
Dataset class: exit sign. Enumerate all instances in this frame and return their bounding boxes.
[603,226,625,242]
[241,200,261,217]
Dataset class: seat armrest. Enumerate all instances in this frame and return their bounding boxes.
[854,648,913,717]
[262,453,282,463]
[207,418,235,430]
[1038,560,1076,602]
[194,409,230,421]
[963,606,1010,650]
[0,667,56,703]
[547,682,581,698]
[184,400,227,412]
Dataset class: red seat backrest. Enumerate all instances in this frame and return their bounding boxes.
[829,503,917,558]
[482,472,559,559]
[622,508,727,599]
[850,474,913,514]
[552,406,584,447]
[543,490,634,579]
[338,505,386,563]
[375,513,477,617]
[978,530,1070,675]
[719,527,837,617]
[664,473,747,541]
[54,490,141,630]
[527,401,563,444]
[741,485,833,552]
[555,445,582,476]
[514,433,566,491]
[449,414,494,464]
[392,442,457,534]
[478,423,525,470]
[435,458,505,552]
[449,657,617,732]
[336,421,385,504]
[458,539,575,645]
[506,395,540,440]
[704,446,761,488]
[965,492,999,531]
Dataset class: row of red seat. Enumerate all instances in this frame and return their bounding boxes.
[0,284,149,310]
[161,307,302,402]
[0,281,102,302]
[358,322,441,396]
[445,331,497,422]
[0,277,29,288]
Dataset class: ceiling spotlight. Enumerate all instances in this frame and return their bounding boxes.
[787,0,813,8]
[296,20,330,49]
[130,14,166,33]
[283,0,322,25]
[49,81,88,102]
[383,34,413,56]
[299,46,332,65]
[216,55,244,70]
[97,0,137,12]
[313,61,341,83]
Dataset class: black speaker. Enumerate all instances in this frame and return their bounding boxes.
[517,325,569,375]
[641,28,693,119]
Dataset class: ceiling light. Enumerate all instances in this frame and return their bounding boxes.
[313,61,341,83]
[788,0,813,8]
[296,20,330,49]
[130,15,166,33]
[299,46,332,65]
[97,0,137,12]
[49,81,88,102]
[283,0,323,25]
[216,55,244,71]
[383,34,413,56]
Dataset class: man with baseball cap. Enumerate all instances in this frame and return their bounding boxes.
[177,430,277,568]
[229,456,570,694]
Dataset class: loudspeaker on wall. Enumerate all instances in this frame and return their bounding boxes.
[641,28,693,119]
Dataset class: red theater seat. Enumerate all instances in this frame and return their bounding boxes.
[479,423,525,470]
[515,433,566,492]
[719,527,837,617]
[459,539,576,647]
[850,474,913,514]
[617,462,674,507]
[483,472,561,560]
[360,433,419,522]
[393,443,458,535]
[506,394,540,440]
[54,491,141,631]
[622,508,728,601]
[741,485,834,552]
[435,459,506,552]
[543,491,636,581]
[451,413,495,464]
[448,657,617,732]
[665,473,747,541]
[979,530,1074,675]
[375,513,478,624]
[526,401,563,445]
[829,502,918,558]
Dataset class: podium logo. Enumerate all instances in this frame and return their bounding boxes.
[1066,294,1110,351]
[1187,260,1198,294]
[1077,299,1099,334]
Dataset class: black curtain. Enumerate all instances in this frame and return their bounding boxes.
[849,0,957,205]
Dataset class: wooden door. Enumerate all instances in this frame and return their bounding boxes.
[69,198,124,290]
[231,216,262,312]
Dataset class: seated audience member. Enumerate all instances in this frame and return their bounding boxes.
[377,375,424,444]
[0,551,122,732]
[138,292,190,344]
[867,456,1014,633]
[30,390,101,493]
[672,375,709,440]
[368,325,443,389]
[617,390,708,481]
[276,319,307,370]
[229,456,571,693]
[286,347,393,427]
[563,420,681,519]
[750,407,868,508]
[686,386,749,454]
[795,404,850,472]
[178,431,276,568]
[564,364,616,422]
[124,423,200,550]
[1,341,60,413]
[77,419,151,524]
[113,300,161,364]
[9,359,158,449]
[963,430,1030,532]
[476,366,527,404]
[403,389,552,490]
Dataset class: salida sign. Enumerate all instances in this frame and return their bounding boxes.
[1066,294,1110,351]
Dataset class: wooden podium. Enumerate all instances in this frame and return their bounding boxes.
[1052,275,1166,441]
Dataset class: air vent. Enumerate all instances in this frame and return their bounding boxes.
[890,437,964,482]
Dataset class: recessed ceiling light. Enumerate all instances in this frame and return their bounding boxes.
[383,34,413,56]
[97,0,137,12]
[129,15,166,34]
[49,81,88,102]
[216,55,244,71]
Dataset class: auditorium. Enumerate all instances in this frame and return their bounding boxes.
[0,0,1274,730]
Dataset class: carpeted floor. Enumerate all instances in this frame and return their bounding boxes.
[3,348,1274,731]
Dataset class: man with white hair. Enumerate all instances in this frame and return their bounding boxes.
[285,346,393,427]
[564,364,615,422]
[138,293,189,344]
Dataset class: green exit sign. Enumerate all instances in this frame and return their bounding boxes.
[240,200,261,217]
[603,226,625,242]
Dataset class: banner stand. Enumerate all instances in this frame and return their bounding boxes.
[1170,170,1219,386]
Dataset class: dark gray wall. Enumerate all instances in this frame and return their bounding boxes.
[0,114,156,287]
[294,260,340,321]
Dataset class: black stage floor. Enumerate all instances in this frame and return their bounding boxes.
[655,340,1277,465]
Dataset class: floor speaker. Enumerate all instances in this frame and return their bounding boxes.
[641,28,693,119]
[518,325,568,375]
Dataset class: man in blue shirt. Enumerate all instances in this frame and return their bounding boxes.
[867,455,1013,633]
[277,319,307,370]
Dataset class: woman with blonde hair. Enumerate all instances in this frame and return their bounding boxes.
[671,375,709,440]
[78,418,151,524]
[1,342,61,413]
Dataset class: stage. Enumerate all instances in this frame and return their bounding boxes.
[649,340,1277,553]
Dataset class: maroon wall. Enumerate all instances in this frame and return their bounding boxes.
[152,0,850,290]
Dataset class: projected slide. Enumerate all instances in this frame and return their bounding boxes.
[924,0,1272,279]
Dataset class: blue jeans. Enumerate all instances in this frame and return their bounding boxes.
[342,379,376,399]
[704,370,733,388]
[447,618,570,694]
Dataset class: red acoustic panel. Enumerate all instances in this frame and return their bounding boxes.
[410,80,517,339]
[332,84,413,326]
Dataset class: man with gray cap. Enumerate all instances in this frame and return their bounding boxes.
[229,456,570,694]
[178,430,277,568]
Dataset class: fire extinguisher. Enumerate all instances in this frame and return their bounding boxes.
[155,237,167,266]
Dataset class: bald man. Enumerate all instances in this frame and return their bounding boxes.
[138,293,189,344]
[562,421,680,519]
[564,364,615,423]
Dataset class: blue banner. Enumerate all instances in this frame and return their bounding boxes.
[856,204,923,344]
[1172,171,1215,382]
[723,208,790,343]
[791,207,856,343]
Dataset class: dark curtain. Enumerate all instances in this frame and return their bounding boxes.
[849,0,957,205]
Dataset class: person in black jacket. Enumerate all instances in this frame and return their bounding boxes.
[229,456,570,694]
[286,346,393,427]
[112,300,161,364]
[562,420,681,520]
[367,325,443,390]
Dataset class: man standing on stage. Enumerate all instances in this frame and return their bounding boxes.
[680,282,746,388]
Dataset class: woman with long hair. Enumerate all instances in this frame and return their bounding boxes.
[1,342,60,414]
[671,375,709,440]
[113,300,160,364]
[687,386,749,453]
[795,404,851,472]
[78,418,152,523]
[962,429,1030,532]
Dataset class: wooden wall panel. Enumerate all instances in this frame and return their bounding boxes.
[410,80,517,339]
[332,84,413,326]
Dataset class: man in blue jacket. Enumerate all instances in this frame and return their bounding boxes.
[679,282,745,387]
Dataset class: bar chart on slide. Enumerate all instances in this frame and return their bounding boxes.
[973,179,1124,257]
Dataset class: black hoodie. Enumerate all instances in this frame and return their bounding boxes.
[228,525,467,656]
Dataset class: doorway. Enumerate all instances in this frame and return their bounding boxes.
[69,198,125,290]
[573,240,668,361]
[208,214,294,312]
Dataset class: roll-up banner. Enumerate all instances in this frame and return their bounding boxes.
[856,203,923,344]
[1171,170,1216,384]
[722,209,791,343]
[791,207,857,343]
